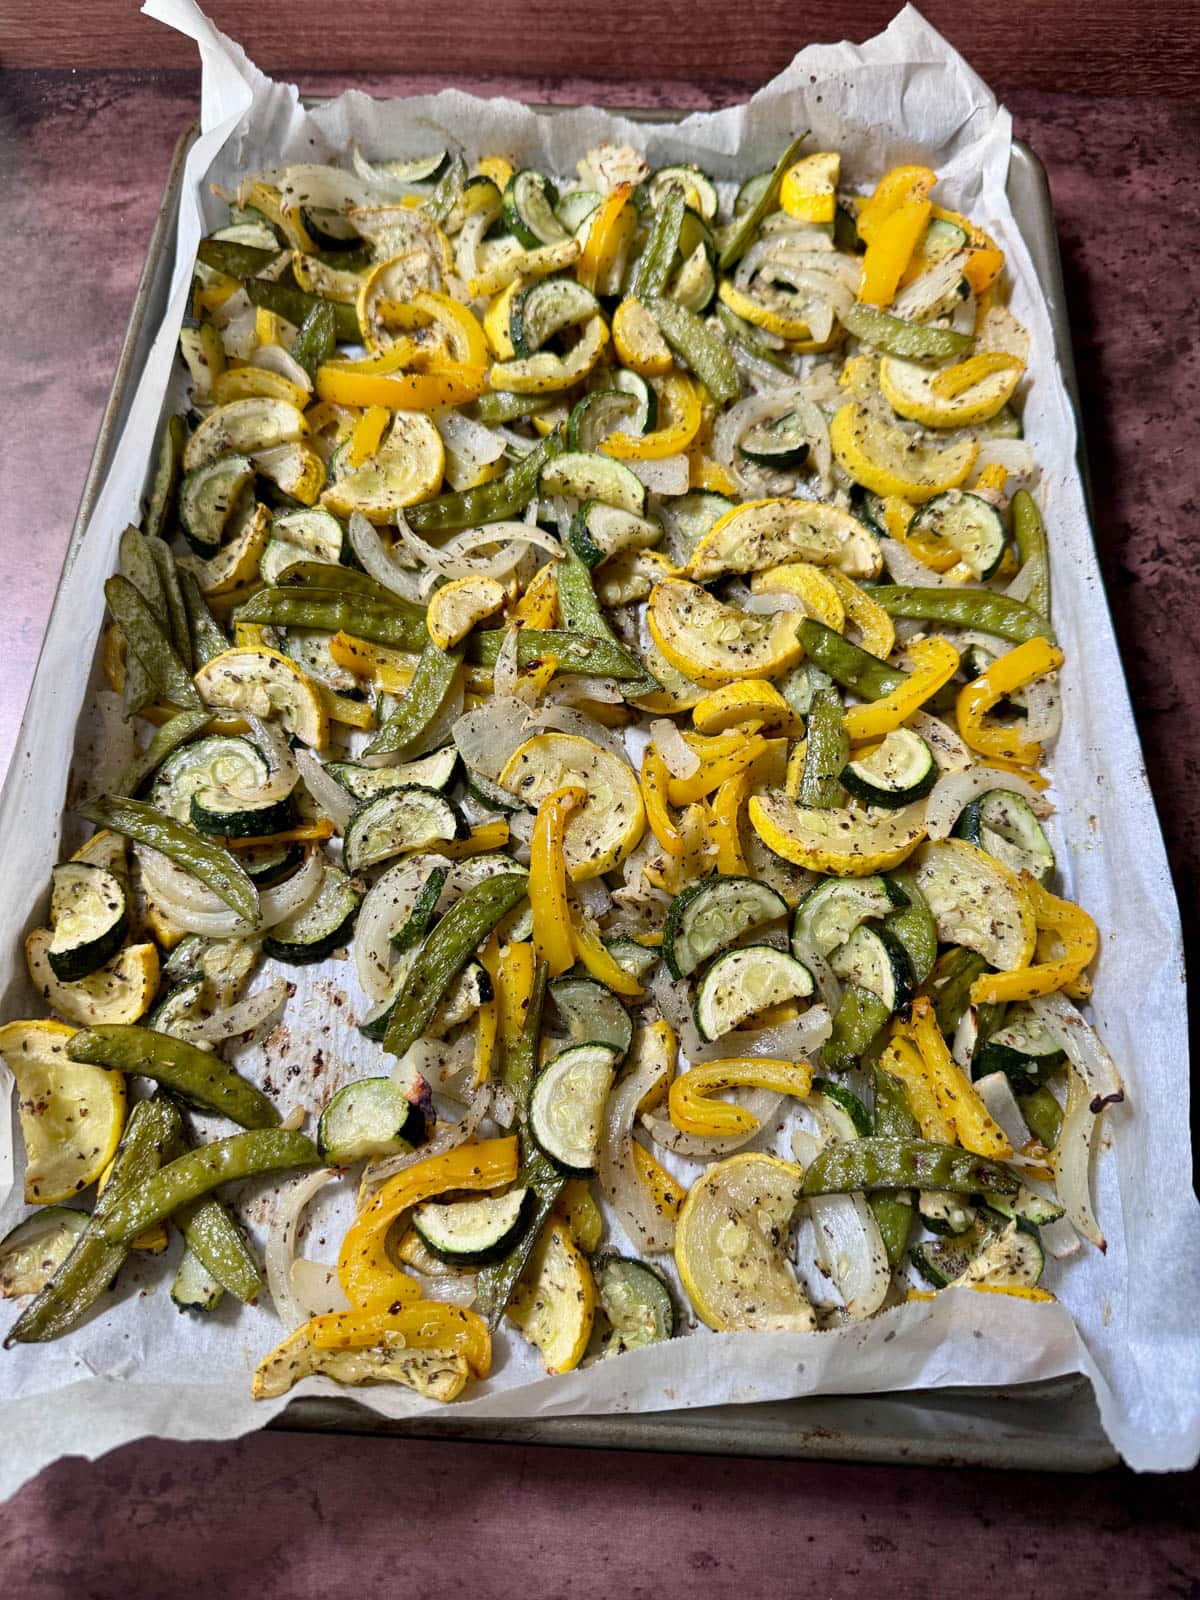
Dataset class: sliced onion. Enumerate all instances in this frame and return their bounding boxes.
[924,765,1046,840]
[136,846,254,937]
[907,710,974,776]
[434,407,506,466]
[597,1037,678,1253]
[290,1256,351,1318]
[974,439,1035,480]
[251,343,313,393]
[1023,671,1062,746]
[355,855,445,1001]
[174,978,289,1044]
[421,1274,479,1308]
[529,705,633,768]
[278,160,379,211]
[456,205,498,285]
[295,748,353,832]
[641,1093,784,1159]
[493,625,522,700]
[683,1004,833,1066]
[1028,995,1124,1111]
[361,1087,493,1194]
[347,512,425,603]
[880,536,951,586]
[807,1193,890,1319]
[393,1033,476,1090]
[972,1070,1033,1152]
[259,848,325,929]
[453,698,532,780]
[1052,1067,1107,1250]
[789,937,844,1015]
[543,676,625,706]
[648,718,699,780]
[265,1167,343,1330]
[1005,560,1038,604]
[626,455,689,496]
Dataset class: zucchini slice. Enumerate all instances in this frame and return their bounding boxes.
[595,1254,677,1355]
[171,1247,225,1314]
[738,411,812,469]
[569,502,661,569]
[829,924,914,1014]
[646,163,718,221]
[528,1042,620,1175]
[664,874,788,979]
[511,277,600,357]
[241,842,305,886]
[791,874,905,959]
[263,861,360,964]
[952,789,1055,884]
[604,937,660,982]
[47,863,128,983]
[973,1007,1066,1092]
[327,747,458,801]
[567,387,647,453]
[919,1190,978,1236]
[840,728,937,809]
[549,974,633,1057]
[954,1220,1045,1289]
[179,455,255,556]
[693,945,815,1042]
[911,1214,995,1287]
[657,490,735,565]
[503,169,568,248]
[0,1206,89,1298]
[343,785,467,873]
[316,1076,426,1164]
[910,491,1007,580]
[413,1187,531,1265]
[539,450,648,517]
[151,734,294,839]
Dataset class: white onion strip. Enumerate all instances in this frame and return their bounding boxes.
[347,512,424,603]
[265,1168,343,1330]
[290,1255,351,1319]
[259,848,324,929]
[295,748,353,833]
[1028,994,1124,1111]
[1023,672,1062,746]
[174,978,289,1044]
[923,765,1046,841]
[648,718,700,779]
[1052,1067,1107,1251]
[880,537,952,587]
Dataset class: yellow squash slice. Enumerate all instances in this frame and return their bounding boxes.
[194,647,329,749]
[748,792,928,876]
[426,575,508,649]
[686,499,881,582]
[321,411,444,523]
[25,932,159,1028]
[647,578,803,686]
[0,1020,126,1204]
[182,397,307,473]
[912,838,1036,971]
[829,401,978,503]
[879,354,1024,429]
[507,1220,596,1374]
[498,733,645,881]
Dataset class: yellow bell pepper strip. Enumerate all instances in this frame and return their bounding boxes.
[347,405,391,468]
[640,745,685,858]
[529,785,586,976]
[307,1302,493,1378]
[577,182,636,291]
[970,877,1098,1005]
[823,570,896,659]
[315,361,485,410]
[434,820,512,860]
[688,446,738,495]
[226,818,335,851]
[842,636,960,742]
[931,351,1023,399]
[905,997,1013,1159]
[975,462,1009,499]
[497,941,535,1077]
[471,934,502,1090]
[631,1142,685,1218]
[666,734,778,807]
[604,373,702,460]
[669,1059,814,1138]
[878,1036,956,1143]
[338,1137,519,1314]
[510,561,559,628]
[709,768,752,876]
[908,1284,1055,1305]
[858,199,932,307]
[962,246,1006,296]
[856,164,938,244]
[410,290,489,367]
[568,902,645,998]
[955,636,1065,767]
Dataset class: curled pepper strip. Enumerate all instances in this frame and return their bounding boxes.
[666,734,777,806]
[604,373,702,461]
[878,1036,955,1144]
[709,767,752,876]
[823,570,896,658]
[955,636,1065,767]
[669,1059,814,1138]
[842,636,960,742]
[530,785,586,976]
[337,1138,519,1313]
[568,902,645,998]
[970,876,1098,1005]
[858,198,932,307]
[930,351,1023,399]
[307,1303,492,1378]
[577,182,635,291]
[905,997,1013,1159]
[856,164,938,244]
[640,746,684,858]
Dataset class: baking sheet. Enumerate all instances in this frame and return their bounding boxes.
[0,1,1197,1494]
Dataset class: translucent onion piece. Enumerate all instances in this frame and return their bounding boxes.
[251,343,313,393]
[648,718,700,779]
[453,697,533,780]
[528,705,633,768]
[880,536,952,586]
[348,512,425,603]
[923,764,1046,840]
[574,876,612,921]
[806,1193,890,1319]
[355,855,446,1001]
[295,747,353,832]
[1052,1067,1107,1251]
[290,1256,352,1319]
[789,937,844,1014]
[421,1275,479,1308]
[136,846,253,937]
[393,1033,476,1090]
[972,1070,1033,1152]
[174,978,289,1044]
[1005,561,1038,604]
[1023,671,1062,746]
[279,160,379,211]
[1028,995,1124,1110]
[907,710,974,776]
[265,1167,343,1330]
[974,439,1035,480]
[598,1040,678,1253]
[543,676,625,706]
[434,407,506,466]
[243,714,299,804]
[626,455,689,496]
[684,1004,833,1067]
[493,626,522,700]
[259,848,325,929]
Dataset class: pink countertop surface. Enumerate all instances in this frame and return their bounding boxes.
[0,67,1197,1594]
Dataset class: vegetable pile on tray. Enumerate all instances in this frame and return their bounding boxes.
[0,136,1124,1403]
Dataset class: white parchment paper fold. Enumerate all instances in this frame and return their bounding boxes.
[0,0,1195,1496]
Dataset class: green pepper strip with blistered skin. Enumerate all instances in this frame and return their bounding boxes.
[245,275,361,343]
[796,619,908,700]
[291,300,337,381]
[68,1025,281,1128]
[469,627,648,682]
[145,414,185,542]
[718,133,809,271]
[629,182,687,299]
[179,570,229,665]
[114,709,212,798]
[554,545,660,697]
[5,1098,182,1345]
[869,1064,920,1267]
[868,586,1055,645]
[801,1137,1018,1198]
[643,296,738,406]
[799,684,848,808]
[105,575,202,711]
[406,429,564,535]
[239,589,429,653]
[99,1131,320,1245]
[383,874,529,1060]
[176,1194,262,1302]
[364,638,464,761]
[79,795,259,921]
[839,303,973,362]
[1010,490,1052,622]
[474,1145,563,1330]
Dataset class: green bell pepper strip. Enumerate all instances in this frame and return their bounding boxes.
[1018,1086,1063,1149]
[245,275,361,344]
[630,182,687,299]
[868,586,1055,645]
[383,874,529,1060]
[114,709,212,798]
[468,627,648,682]
[79,795,259,922]
[553,545,660,697]
[643,296,739,406]
[718,133,808,270]
[176,1194,262,1303]
[474,1144,563,1329]
[869,1064,920,1268]
[69,1025,281,1128]
[364,638,464,761]
[146,534,193,672]
[500,956,547,1123]
[468,391,558,427]
[821,984,891,1073]
[290,300,337,381]
[237,588,428,652]
[406,430,564,535]
[797,619,907,700]
[5,1098,182,1345]
[179,570,229,665]
[801,1137,1018,1198]
[799,685,848,808]
[839,303,973,362]
[882,869,938,986]
[99,1131,320,1245]
[1010,490,1052,622]
[145,414,185,542]
[105,576,201,711]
